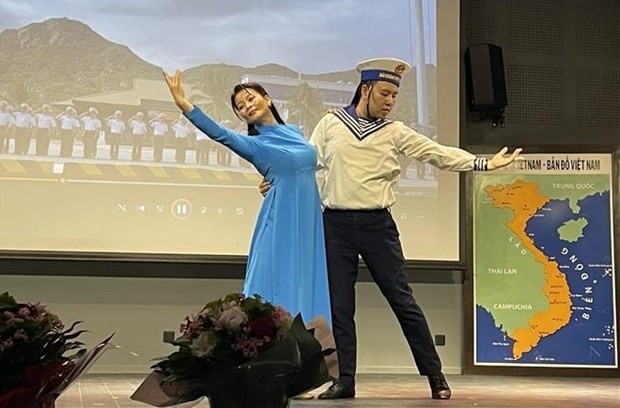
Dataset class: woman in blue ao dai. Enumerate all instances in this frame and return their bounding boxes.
[163,70,331,325]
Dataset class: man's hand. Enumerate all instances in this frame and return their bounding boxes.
[259,179,271,196]
[488,147,523,170]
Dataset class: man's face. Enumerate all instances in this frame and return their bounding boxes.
[363,81,399,119]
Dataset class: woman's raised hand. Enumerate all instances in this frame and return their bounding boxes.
[163,70,193,113]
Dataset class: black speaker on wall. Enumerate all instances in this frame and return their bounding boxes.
[465,43,507,112]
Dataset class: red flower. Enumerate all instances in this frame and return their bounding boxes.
[0,386,55,408]
[23,361,74,393]
[248,317,276,338]
[0,362,70,408]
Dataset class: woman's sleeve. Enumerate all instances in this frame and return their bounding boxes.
[185,106,258,162]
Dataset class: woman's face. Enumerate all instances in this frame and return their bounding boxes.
[233,89,274,125]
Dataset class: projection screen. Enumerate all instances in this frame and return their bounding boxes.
[0,0,462,262]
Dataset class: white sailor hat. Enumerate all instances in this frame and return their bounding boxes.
[356,57,411,87]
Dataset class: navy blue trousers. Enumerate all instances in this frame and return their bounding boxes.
[323,208,442,388]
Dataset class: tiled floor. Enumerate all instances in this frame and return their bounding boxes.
[55,373,620,408]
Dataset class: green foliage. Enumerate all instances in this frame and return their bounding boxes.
[152,293,330,405]
[0,292,86,394]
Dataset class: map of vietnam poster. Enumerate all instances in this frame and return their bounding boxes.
[473,153,617,367]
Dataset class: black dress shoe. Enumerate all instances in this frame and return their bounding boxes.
[428,372,451,399]
[317,381,355,399]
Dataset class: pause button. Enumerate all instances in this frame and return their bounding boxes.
[171,199,192,220]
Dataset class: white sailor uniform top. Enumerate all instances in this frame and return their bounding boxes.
[309,105,487,210]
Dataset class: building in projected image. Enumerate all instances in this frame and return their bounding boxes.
[240,74,356,109]
[239,74,357,133]
[42,73,359,162]
[53,75,357,125]
[53,74,358,142]
[51,78,187,123]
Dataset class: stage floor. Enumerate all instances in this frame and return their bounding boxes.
[55,373,619,408]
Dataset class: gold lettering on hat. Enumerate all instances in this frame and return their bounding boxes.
[378,72,399,81]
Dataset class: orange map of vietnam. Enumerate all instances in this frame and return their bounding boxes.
[484,180,572,359]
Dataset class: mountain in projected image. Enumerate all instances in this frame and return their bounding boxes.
[0,17,436,128]
[0,18,162,104]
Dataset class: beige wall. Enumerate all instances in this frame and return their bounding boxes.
[1,275,463,375]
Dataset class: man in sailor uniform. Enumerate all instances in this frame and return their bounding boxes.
[309,57,521,400]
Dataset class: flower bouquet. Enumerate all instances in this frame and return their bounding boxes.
[0,292,114,408]
[131,293,332,408]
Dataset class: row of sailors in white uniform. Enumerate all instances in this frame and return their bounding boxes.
[0,107,194,139]
[0,105,207,157]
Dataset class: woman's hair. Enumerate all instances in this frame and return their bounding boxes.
[230,82,285,136]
